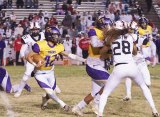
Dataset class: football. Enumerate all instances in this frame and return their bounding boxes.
[32,54,45,64]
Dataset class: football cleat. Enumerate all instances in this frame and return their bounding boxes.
[14,92,21,98]
[63,105,70,112]
[123,96,131,101]
[72,105,84,116]
[41,95,49,110]
[152,112,159,117]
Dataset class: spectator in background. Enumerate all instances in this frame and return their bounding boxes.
[0,33,5,66]
[114,10,120,21]
[5,26,12,39]
[28,13,33,21]
[62,12,72,28]
[33,0,38,8]
[67,0,72,5]
[43,11,49,20]
[14,24,24,36]
[155,34,160,63]
[9,12,17,29]
[16,0,24,8]
[145,0,152,12]
[77,0,81,5]
[3,1,7,9]
[13,34,23,65]
[0,0,4,11]
[76,32,82,65]
[136,5,143,17]
[38,10,43,17]
[106,0,111,8]
[25,0,33,8]
[79,32,90,65]
[108,2,116,13]
[71,36,77,54]
[74,15,81,32]
[0,25,5,36]
[62,1,68,13]
[63,34,72,53]
[8,0,12,8]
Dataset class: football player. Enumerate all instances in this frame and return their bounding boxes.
[26,26,86,111]
[97,20,159,117]
[138,17,153,65]
[14,22,48,97]
[123,21,152,101]
[72,16,113,116]
[0,67,30,93]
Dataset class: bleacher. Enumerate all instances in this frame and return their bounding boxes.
[2,0,106,23]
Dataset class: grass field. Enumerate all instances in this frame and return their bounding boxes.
[0,65,160,117]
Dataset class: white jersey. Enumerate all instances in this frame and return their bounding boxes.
[112,34,136,64]
[20,32,45,57]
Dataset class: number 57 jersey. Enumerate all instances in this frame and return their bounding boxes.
[111,34,136,64]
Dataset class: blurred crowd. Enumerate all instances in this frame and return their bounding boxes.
[0,0,160,66]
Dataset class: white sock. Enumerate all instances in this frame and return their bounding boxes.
[125,78,132,98]
[12,85,20,93]
[48,92,66,108]
[77,100,87,110]
[99,93,108,116]
[140,84,157,112]
[17,80,26,93]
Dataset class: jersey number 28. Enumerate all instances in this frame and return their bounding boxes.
[112,41,131,55]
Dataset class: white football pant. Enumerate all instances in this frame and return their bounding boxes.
[98,62,157,116]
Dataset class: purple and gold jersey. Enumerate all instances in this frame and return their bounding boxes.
[88,28,105,58]
[32,40,64,70]
[138,25,152,47]
[0,67,12,93]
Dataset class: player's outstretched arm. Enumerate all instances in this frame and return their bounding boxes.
[60,51,86,62]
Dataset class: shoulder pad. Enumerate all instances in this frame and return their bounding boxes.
[88,29,96,37]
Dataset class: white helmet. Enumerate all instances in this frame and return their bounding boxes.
[114,20,128,29]
[29,22,41,37]
[29,22,40,29]
[128,21,138,30]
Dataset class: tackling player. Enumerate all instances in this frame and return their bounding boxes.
[0,67,30,93]
[26,26,86,111]
[97,20,159,117]
[72,16,113,116]
[138,17,153,65]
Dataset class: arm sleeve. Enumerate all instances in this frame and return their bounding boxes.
[32,43,40,53]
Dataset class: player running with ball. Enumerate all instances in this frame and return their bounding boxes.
[26,26,86,111]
